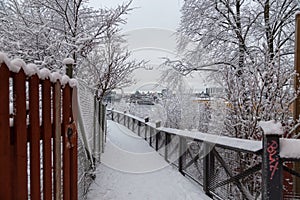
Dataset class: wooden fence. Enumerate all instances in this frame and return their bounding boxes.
[108,109,300,200]
[0,59,78,200]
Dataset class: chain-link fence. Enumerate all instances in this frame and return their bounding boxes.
[77,79,106,199]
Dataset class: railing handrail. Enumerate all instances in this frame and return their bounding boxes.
[108,109,262,154]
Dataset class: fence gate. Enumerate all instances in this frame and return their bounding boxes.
[0,58,78,200]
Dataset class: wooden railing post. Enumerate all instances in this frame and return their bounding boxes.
[132,118,135,132]
[138,121,141,136]
[144,117,149,141]
[127,115,130,128]
[262,134,282,200]
[149,127,153,147]
[123,114,126,126]
[155,121,161,151]
[155,131,160,151]
[144,125,148,141]
[93,96,98,160]
[165,133,169,162]
[203,142,214,198]
[179,136,187,175]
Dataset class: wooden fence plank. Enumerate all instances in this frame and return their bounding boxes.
[29,74,41,200]
[70,87,78,200]
[13,69,28,199]
[53,82,62,200]
[63,85,71,200]
[42,79,52,200]
[0,63,11,200]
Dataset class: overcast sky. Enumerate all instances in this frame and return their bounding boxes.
[89,0,183,31]
[88,0,212,93]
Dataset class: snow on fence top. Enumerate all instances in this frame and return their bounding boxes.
[0,52,77,87]
[62,58,75,65]
[280,138,300,159]
[259,120,283,135]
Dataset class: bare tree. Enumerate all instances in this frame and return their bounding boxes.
[165,0,299,139]
[0,0,133,69]
[79,28,145,102]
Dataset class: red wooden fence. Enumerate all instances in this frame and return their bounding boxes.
[0,59,78,200]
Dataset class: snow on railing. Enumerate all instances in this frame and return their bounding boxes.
[280,138,300,159]
[108,109,300,200]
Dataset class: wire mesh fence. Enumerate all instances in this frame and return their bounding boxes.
[107,109,300,200]
[77,79,106,199]
[108,109,264,200]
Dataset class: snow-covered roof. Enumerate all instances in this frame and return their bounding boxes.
[280,138,300,159]
[0,52,77,88]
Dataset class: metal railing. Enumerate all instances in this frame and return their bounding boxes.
[108,109,300,199]
[108,109,263,199]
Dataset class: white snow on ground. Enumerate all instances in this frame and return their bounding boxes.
[87,120,211,200]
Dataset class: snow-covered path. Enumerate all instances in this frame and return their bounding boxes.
[87,120,211,200]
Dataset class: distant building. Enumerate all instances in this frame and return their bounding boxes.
[206,87,224,97]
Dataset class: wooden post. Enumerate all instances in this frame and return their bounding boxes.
[155,131,160,151]
[203,142,214,198]
[62,85,71,200]
[53,82,62,200]
[137,121,141,136]
[29,74,41,200]
[66,63,73,79]
[123,112,126,125]
[155,121,161,151]
[70,88,78,200]
[102,105,106,149]
[165,133,169,162]
[13,69,28,199]
[0,63,11,200]
[98,101,102,161]
[42,79,53,200]
[144,117,149,141]
[61,84,78,200]
[178,137,187,175]
[262,134,282,200]
[149,127,153,147]
[93,96,98,161]
[294,13,300,194]
[132,119,135,132]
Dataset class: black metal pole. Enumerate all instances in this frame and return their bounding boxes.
[262,134,282,200]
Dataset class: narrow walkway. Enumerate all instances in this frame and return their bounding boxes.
[87,120,211,200]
